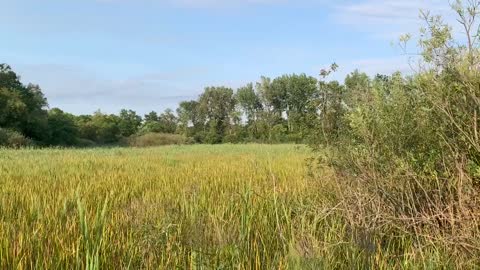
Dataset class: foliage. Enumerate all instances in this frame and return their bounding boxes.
[118,109,142,137]
[0,65,49,142]
[46,108,79,146]
[0,63,352,146]
[89,111,122,144]
[198,87,236,143]
[308,1,480,264]
[148,108,178,134]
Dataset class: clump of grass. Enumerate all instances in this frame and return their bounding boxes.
[76,192,109,270]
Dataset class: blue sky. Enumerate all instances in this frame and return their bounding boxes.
[1,0,450,115]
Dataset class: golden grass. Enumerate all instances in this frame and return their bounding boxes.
[0,144,467,269]
[0,145,324,269]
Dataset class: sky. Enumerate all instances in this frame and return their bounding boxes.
[1,0,452,115]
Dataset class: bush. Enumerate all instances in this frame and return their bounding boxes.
[127,133,186,147]
[311,6,480,262]
[0,128,32,148]
[314,66,480,263]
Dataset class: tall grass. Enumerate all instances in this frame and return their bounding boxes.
[0,145,476,268]
[126,133,186,147]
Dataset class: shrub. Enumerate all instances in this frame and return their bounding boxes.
[127,133,186,147]
[314,64,480,263]
[311,5,480,262]
[0,128,32,148]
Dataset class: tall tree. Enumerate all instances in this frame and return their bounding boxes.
[236,83,262,123]
[118,109,142,137]
[267,76,288,117]
[144,111,159,123]
[46,108,79,146]
[344,70,371,108]
[317,80,346,144]
[75,115,97,142]
[91,111,121,143]
[198,87,236,143]
[283,74,318,134]
[0,64,23,90]
[0,87,26,130]
[158,108,178,134]
[177,100,201,137]
[0,64,49,142]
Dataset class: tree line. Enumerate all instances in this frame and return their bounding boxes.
[0,62,375,147]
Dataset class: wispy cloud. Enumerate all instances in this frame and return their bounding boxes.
[333,0,452,39]
[13,63,208,114]
[350,56,415,74]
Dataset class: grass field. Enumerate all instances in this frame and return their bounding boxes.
[0,144,466,269]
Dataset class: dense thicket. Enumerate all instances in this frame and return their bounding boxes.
[308,1,480,264]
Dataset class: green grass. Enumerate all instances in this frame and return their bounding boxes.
[0,144,464,269]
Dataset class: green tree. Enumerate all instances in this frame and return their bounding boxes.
[75,115,97,142]
[21,84,50,142]
[0,87,26,130]
[141,111,161,134]
[236,83,262,140]
[0,64,23,90]
[198,87,236,144]
[158,109,178,134]
[89,111,121,144]
[344,70,371,108]
[283,74,318,135]
[266,76,288,118]
[177,100,201,138]
[46,108,79,146]
[0,65,49,142]
[316,80,346,144]
[255,77,284,141]
[144,111,159,123]
[236,83,262,123]
[118,109,142,137]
